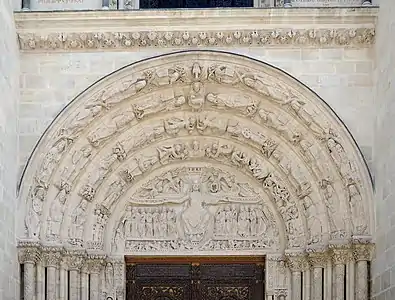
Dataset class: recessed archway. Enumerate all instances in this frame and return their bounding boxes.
[17,50,374,300]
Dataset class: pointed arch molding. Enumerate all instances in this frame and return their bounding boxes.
[18,50,373,256]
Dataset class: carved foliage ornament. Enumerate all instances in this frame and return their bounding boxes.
[18,28,375,51]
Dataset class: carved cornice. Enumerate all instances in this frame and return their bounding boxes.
[14,8,378,52]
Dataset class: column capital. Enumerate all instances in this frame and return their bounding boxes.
[285,252,308,272]
[353,243,374,262]
[87,255,106,274]
[18,243,41,264]
[308,251,329,268]
[330,243,353,265]
[65,250,86,270]
[42,247,63,267]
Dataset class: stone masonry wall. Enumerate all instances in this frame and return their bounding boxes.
[372,0,395,299]
[19,47,375,179]
[0,0,20,299]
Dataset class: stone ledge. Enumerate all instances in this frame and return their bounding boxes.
[15,8,378,51]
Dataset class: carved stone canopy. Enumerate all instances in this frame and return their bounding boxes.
[18,50,373,257]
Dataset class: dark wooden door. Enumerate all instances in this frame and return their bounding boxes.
[126,257,265,300]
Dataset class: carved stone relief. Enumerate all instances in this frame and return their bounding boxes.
[68,199,89,247]
[20,52,372,263]
[111,166,280,253]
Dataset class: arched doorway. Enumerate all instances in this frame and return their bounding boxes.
[17,50,374,300]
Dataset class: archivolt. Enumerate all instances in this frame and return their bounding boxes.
[18,50,373,255]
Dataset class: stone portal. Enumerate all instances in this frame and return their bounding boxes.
[17,50,374,300]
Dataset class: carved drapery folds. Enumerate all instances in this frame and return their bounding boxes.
[17,51,373,299]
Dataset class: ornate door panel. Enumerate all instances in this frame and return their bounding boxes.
[127,264,192,300]
[126,258,265,300]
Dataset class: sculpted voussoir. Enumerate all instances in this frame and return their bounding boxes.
[19,51,373,263]
[18,28,375,51]
[22,56,365,211]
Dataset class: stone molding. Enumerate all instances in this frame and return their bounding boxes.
[14,8,378,51]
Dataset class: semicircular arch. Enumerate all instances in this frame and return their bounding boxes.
[18,50,374,256]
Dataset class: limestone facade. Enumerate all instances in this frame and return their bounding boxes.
[372,0,395,298]
[0,0,20,299]
[0,3,384,300]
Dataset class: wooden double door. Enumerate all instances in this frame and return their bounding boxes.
[125,256,265,300]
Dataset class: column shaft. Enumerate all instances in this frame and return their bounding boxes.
[291,271,302,300]
[304,269,311,300]
[47,266,57,300]
[59,266,66,300]
[36,262,44,300]
[355,261,368,300]
[81,271,88,300]
[311,267,323,300]
[334,264,345,300]
[348,260,355,300]
[24,262,35,300]
[90,273,100,300]
[70,270,80,300]
[325,261,332,300]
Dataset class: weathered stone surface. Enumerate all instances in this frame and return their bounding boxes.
[0,0,19,299]
[0,5,384,300]
[372,0,395,298]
